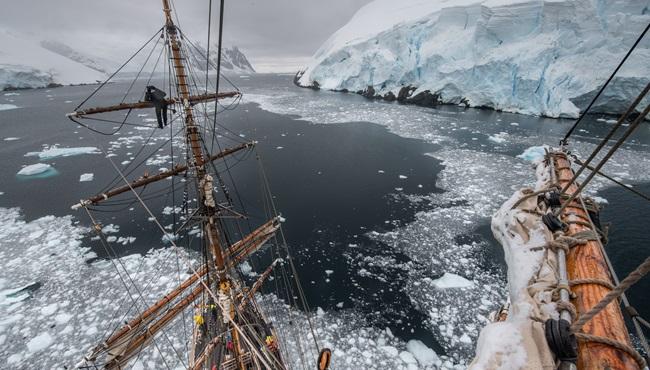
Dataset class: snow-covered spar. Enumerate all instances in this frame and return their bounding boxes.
[68,0,331,369]
[469,83,650,369]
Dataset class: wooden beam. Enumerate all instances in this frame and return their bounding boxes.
[553,152,639,369]
[238,259,281,311]
[72,141,255,209]
[67,91,240,117]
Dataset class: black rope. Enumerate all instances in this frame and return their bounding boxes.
[561,21,649,144]
[73,27,164,112]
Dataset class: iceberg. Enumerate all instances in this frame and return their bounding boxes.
[0,104,18,111]
[16,163,58,178]
[298,0,650,118]
[25,146,100,160]
[431,272,474,289]
[517,145,548,163]
[0,28,106,90]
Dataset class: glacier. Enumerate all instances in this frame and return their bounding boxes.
[0,28,106,91]
[298,0,650,118]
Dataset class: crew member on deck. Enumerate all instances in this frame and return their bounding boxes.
[144,85,169,129]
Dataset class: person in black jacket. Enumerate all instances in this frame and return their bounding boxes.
[144,85,168,128]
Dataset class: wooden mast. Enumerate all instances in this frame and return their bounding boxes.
[161,0,228,282]
[553,152,640,369]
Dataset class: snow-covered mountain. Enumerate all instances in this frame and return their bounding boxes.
[298,0,650,118]
[190,45,256,73]
[0,29,107,90]
[39,40,117,75]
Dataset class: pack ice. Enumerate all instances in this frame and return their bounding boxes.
[298,0,650,118]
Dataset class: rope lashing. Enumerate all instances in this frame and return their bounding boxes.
[510,184,560,210]
[569,256,650,369]
[574,332,647,369]
[572,256,650,331]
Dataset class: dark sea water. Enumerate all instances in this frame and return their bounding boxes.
[1,73,649,365]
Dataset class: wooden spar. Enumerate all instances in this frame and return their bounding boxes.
[66,91,240,117]
[105,283,205,370]
[71,141,255,209]
[238,259,281,311]
[104,265,208,348]
[553,152,640,369]
[227,217,280,265]
[191,336,222,370]
[101,218,278,354]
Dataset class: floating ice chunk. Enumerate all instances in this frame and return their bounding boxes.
[590,196,608,204]
[0,282,39,305]
[40,303,58,316]
[325,270,334,275]
[488,132,508,144]
[162,233,178,243]
[101,224,119,234]
[399,175,408,179]
[4,137,20,141]
[431,273,473,289]
[25,146,100,160]
[54,313,72,325]
[510,122,519,126]
[239,261,257,277]
[406,339,439,366]
[378,170,385,174]
[336,302,344,308]
[316,307,325,317]
[276,146,284,150]
[0,104,18,111]
[79,173,94,182]
[517,146,548,163]
[399,350,418,364]
[27,332,53,353]
[17,163,58,177]
[3,92,20,96]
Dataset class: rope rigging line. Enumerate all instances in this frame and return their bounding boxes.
[547,152,650,365]
[570,154,650,203]
[73,27,164,112]
[82,207,188,370]
[560,81,650,196]
[102,154,278,370]
[561,21,650,144]
[556,102,650,216]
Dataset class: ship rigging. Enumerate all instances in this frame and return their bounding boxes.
[68,1,330,369]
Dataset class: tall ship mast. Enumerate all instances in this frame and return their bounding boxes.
[67,1,331,369]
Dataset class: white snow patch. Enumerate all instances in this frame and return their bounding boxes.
[25,146,100,160]
[0,104,18,111]
[79,173,94,182]
[431,273,474,289]
[26,332,53,353]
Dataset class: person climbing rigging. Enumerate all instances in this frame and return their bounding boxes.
[144,85,169,128]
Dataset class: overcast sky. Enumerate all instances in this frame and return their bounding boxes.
[1,0,372,72]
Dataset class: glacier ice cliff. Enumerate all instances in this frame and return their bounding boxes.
[0,28,107,90]
[298,0,650,118]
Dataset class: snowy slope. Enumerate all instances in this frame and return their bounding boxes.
[298,0,650,118]
[0,29,106,90]
[190,45,256,73]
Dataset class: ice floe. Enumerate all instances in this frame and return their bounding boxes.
[0,104,18,111]
[25,146,100,160]
[79,173,94,182]
[517,146,548,163]
[430,273,474,289]
[16,163,58,178]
